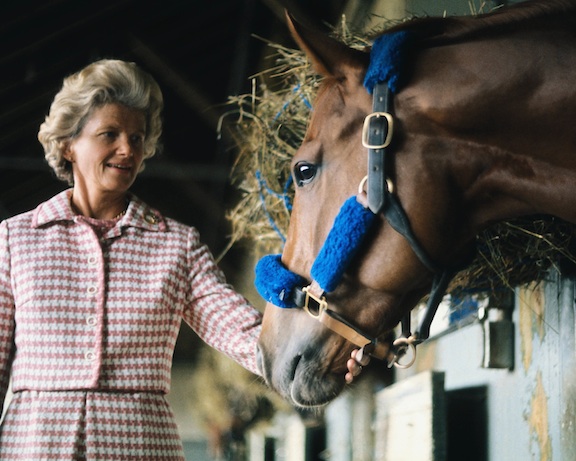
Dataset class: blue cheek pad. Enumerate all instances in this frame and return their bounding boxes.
[255,197,377,307]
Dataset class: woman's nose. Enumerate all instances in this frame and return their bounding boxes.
[117,136,134,157]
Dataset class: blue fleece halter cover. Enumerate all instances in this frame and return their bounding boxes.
[254,31,415,308]
[255,197,377,307]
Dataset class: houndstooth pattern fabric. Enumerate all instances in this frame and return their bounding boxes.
[1,391,183,460]
[0,190,263,460]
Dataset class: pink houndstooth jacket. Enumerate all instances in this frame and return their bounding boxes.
[0,189,262,459]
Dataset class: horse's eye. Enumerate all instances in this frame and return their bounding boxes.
[294,162,317,187]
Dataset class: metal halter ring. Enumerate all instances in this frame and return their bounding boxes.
[358,175,395,196]
[389,336,417,369]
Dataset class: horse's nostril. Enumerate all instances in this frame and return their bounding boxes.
[289,354,302,382]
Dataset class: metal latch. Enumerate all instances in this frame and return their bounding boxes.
[479,291,514,369]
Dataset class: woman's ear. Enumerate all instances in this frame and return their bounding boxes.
[63,143,74,163]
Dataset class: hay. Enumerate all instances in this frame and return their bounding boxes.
[222,26,576,295]
[449,217,576,295]
[188,347,284,431]
[222,39,318,256]
[221,23,371,258]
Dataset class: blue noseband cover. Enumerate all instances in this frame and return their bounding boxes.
[310,197,377,292]
[255,254,306,308]
[254,197,377,307]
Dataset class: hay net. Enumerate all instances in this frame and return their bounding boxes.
[222,22,576,299]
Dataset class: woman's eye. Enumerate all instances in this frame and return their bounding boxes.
[294,162,317,187]
[131,134,144,146]
[102,131,117,140]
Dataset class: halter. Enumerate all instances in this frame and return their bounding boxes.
[255,31,462,368]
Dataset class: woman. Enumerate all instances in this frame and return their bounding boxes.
[0,59,365,459]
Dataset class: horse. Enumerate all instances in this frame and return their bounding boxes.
[254,0,576,408]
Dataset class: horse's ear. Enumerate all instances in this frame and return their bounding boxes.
[286,12,369,81]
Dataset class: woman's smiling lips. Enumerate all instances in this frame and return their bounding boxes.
[106,162,133,173]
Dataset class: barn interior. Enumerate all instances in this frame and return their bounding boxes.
[1,1,520,459]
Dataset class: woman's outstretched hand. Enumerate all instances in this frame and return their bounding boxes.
[345,347,371,384]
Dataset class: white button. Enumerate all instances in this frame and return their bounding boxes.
[87,286,98,295]
[88,256,97,265]
[85,351,96,362]
[86,316,97,327]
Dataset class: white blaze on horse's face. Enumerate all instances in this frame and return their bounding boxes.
[258,3,576,407]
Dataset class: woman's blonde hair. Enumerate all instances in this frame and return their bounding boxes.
[38,59,163,184]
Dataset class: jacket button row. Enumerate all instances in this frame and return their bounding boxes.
[87,285,98,295]
[85,351,97,362]
[88,256,98,265]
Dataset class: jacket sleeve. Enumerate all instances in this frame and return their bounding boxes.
[0,221,16,413]
[183,227,262,376]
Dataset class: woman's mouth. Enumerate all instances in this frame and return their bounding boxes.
[107,162,132,172]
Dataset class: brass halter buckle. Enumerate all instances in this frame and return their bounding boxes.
[362,111,394,149]
[302,285,328,318]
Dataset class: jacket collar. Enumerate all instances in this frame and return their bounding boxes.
[32,189,167,232]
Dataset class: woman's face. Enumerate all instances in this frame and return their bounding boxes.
[66,103,146,196]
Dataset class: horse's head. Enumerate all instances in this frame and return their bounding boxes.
[256,15,477,408]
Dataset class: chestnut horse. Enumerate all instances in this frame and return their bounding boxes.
[255,0,576,407]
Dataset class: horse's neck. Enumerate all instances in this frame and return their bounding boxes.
[400,28,576,227]
[456,140,576,228]
[414,0,576,48]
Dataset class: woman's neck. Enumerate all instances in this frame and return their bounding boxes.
[69,188,128,220]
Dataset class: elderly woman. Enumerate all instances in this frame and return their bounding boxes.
[0,59,366,460]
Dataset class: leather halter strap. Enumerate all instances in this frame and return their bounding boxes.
[293,281,390,360]
[365,82,442,274]
[366,82,393,214]
[363,82,457,345]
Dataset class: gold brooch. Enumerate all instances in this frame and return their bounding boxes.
[144,212,159,224]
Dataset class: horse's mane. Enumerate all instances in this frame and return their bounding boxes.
[383,0,576,46]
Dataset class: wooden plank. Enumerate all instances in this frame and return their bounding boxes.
[374,371,446,461]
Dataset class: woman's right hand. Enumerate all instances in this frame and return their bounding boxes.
[345,347,371,384]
